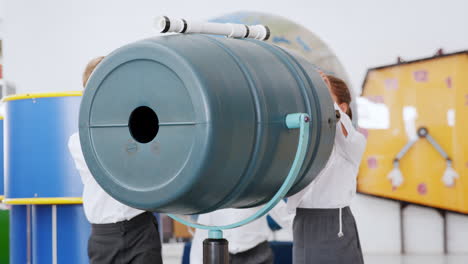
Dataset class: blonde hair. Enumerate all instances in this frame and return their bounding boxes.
[82,56,105,88]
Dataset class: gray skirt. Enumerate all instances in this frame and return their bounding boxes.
[293,207,364,264]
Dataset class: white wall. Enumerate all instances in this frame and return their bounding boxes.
[351,194,402,254]
[0,0,4,62]
[1,0,468,93]
[446,213,468,254]
[403,205,444,254]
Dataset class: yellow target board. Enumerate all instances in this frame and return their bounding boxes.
[358,51,468,213]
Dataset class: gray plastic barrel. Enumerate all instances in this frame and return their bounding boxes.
[79,34,336,214]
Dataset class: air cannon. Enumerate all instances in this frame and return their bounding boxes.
[79,31,337,215]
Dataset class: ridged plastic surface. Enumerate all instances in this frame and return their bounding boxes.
[80,34,336,214]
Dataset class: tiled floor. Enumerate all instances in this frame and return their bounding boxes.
[364,254,468,264]
[162,243,468,264]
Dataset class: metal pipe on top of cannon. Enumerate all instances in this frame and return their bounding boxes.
[79,18,338,263]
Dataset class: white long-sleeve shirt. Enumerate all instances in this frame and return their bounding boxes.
[68,132,144,224]
[287,104,367,210]
[190,201,293,264]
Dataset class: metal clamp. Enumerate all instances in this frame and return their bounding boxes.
[389,126,458,188]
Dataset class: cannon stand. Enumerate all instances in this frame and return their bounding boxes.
[169,113,311,264]
[203,237,229,264]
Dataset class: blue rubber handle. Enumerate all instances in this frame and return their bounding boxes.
[169,113,310,238]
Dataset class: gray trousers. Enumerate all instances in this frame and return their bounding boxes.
[88,212,163,264]
[230,241,274,264]
[293,207,364,264]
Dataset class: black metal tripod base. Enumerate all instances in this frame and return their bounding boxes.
[203,238,229,264]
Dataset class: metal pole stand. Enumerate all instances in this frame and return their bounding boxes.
[203,230,229,264]
[169,113,312,264]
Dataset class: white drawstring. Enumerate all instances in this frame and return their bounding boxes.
[337,207,344,238]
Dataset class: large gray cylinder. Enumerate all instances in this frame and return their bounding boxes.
[79,34,336,214]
